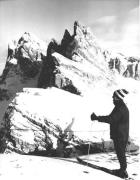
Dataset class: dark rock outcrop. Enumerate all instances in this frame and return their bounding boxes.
[123,57,140,79]
[38,54,58,88]
[103,50,128,75]
[60,29,74,58]
[104,51,140,79]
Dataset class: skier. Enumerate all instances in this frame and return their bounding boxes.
[91,89,129,178]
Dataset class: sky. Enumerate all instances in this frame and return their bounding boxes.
[0,0,140,66]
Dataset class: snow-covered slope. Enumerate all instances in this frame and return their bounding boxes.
[0,87,138,156]
[0,154,124,180]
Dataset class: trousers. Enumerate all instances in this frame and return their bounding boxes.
[113,138,128,171]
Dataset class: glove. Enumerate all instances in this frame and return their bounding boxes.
[91,112,98,121]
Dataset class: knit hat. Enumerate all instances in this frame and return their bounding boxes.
[113,89,129,100]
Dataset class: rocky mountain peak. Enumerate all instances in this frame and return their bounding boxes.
[2,32,48,82]
[16,32,47,61]
[18,32,47,51]
[0,32,48,102]
[74,20,88,36]
[73,21,99,48]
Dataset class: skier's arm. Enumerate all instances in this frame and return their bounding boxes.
[97,108,122,124]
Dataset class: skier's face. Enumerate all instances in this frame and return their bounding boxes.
[112,95,121,106]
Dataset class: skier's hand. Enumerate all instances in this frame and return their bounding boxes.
[90,112,98,121]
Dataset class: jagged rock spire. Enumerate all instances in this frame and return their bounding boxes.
[74,21,80,35]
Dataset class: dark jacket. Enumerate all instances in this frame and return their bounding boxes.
[97,101,129,141]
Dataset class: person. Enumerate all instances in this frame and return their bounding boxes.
[91,89,129,178]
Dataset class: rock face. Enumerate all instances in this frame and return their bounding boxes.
[103,50,128,75]
[123,57,140,79]
[104,51,140,79]
[0,32,47,126]
[5,32,47,79]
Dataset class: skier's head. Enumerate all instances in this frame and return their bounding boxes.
[113,89,129,106]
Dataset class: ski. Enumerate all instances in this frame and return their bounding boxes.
[76,156,134,180]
